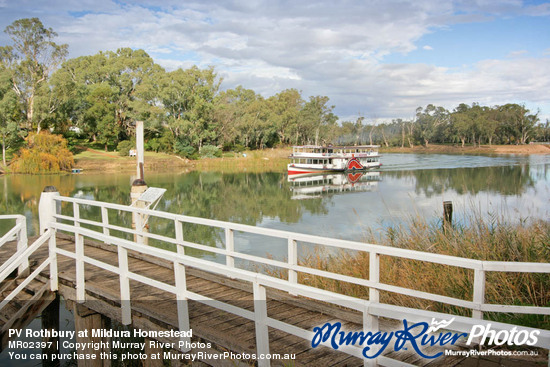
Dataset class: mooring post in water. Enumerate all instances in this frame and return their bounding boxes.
[443,200,453,228]
[41,294,60,367]
[136,120,145,180]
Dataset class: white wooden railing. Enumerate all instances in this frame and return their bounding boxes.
[0,215,55,315]
[0,215,29,276]
[5,190,550,367]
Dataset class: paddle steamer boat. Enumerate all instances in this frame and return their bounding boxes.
[287,145,381,175]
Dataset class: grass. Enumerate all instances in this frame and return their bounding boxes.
[194,148,288,173]
[274,213,550,329]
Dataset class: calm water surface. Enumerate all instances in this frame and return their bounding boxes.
[1,153,549,260]
[0,153,549,365]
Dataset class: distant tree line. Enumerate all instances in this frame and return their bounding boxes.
[1,18,549,167]
[337,103,549,148]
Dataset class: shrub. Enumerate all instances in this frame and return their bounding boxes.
[174,139,197,159]
[199,145,222,158]
[117,140,135,157]
[10,132,74,174]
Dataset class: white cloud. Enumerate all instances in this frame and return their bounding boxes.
[0,0,548,120]
[507,50,528,57]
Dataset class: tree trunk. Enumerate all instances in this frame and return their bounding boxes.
[381,129,389,147]
[461,138,465,148]
[2,134,6,166]
[315,128,319,146]
[27,95,35,131]
[369,126,375,146]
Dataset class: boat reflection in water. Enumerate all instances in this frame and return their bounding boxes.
[287,171,381,200]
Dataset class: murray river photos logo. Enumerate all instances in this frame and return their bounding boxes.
[311,318,540,359]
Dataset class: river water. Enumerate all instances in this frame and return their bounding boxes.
[1,153,549,235]
[0,153,548,366]
[1,152,548,259]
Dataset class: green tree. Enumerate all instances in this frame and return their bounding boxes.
[2,18,68,132]
[50,48,165,145]
[0,62,22,165]
[496,104,538,144]
[297,96,338,145]
[267,89,304,145]
[84,83,118,150]
[161,66,221,150]
[414,104,450,146]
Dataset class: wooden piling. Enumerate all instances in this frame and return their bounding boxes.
[41,294,59,367]
[443,200,453,229]
[72,302,111,367]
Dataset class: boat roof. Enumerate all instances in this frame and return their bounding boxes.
[292,145,380,149]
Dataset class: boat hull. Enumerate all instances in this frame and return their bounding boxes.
[287,162,381,175]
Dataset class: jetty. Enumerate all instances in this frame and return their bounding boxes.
[0,187,549,366]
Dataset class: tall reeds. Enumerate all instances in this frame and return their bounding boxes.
[292,213,549,328]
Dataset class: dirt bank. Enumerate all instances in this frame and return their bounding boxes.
[379,144,550,155]
[74,149,193,173]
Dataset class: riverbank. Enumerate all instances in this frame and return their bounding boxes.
[64,144,550,174]
[379,143,550,155]
[72,147,289,174]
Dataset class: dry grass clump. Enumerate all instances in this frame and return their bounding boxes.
[291,215,549,328]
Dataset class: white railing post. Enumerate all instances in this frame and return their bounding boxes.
[101,206,110,244]
[174,260,191,351]
[73,202,80,228]
[16,216,29,275]
[118,245,132,325]
[225,228,235,268]
[175,220,185,255]
[253,281,270,367]
[38,186,60,234]
[363,304,378,367]
[49,230,58,291]
[368,252,380,331]
[473,268,485,319]
[174,219,190,350]
[288,238,297,295]
[135,212,144,245]
[73,201,87,302]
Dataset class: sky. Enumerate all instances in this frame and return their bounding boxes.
[0,0,549,122]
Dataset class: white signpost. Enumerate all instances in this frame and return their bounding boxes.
[133,187,166,210]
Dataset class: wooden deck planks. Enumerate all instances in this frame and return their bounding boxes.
[0,233,479,366]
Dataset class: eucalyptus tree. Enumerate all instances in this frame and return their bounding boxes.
[0,61,21,165]
[414,104,450,146]
[496,104,538,144]
[161,66,221,150]
[267,88,304,146]
[2,18,68,132]
[50,48,164,145]
[297,96,338,145]
[213,86,267,149]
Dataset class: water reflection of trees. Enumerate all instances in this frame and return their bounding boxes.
[143,171,326,224]
[1,172,327,254]
[384,165,535,197]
